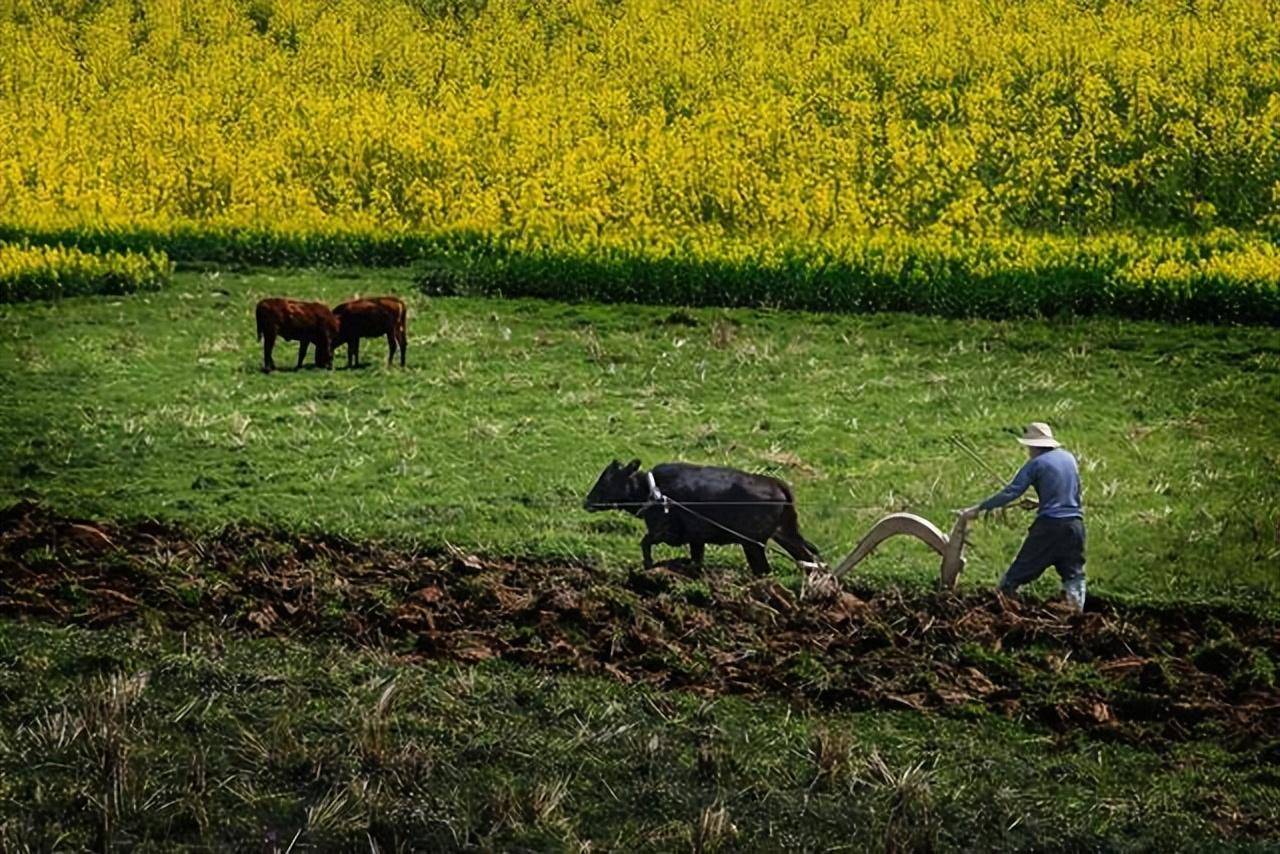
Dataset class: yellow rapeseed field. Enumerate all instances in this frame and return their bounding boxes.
[1,0,1279,320]
[3,0,1279,239]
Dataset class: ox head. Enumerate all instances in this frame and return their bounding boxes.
[583,458,642,511]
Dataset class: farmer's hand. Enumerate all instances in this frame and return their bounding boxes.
[957,505,982,521]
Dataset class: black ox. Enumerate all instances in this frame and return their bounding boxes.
[584,459,822,575]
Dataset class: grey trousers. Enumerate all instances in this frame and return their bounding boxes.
[999,516,1087,608]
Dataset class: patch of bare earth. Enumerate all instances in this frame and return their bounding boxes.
[2,501,1277,747]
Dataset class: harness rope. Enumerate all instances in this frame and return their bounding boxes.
[635,474,823,568]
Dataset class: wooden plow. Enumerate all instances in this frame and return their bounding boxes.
[832,512,971,590]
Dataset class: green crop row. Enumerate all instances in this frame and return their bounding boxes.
[4,224,1277,323]
[425,231,1280,324]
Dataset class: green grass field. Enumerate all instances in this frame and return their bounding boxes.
[1,268,1276,605]
[2,270,1279,849]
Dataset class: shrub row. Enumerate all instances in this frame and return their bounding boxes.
[4,224,1278,324]
[0,242,172,303]
[427,233,1280,325]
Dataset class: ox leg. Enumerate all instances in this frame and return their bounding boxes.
[387,332,396,366]
[399,328,406,366]
[318,333,333,370]
[262,331,276,372]
[689,540,705,570]
[640,532,660,570]
[351,337,360,368]
[296,341,309,370]
[743,543,772,576]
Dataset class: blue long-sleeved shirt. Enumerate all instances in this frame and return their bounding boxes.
[979,447,1083,519]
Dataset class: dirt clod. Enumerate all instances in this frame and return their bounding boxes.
[2,502,1277,747]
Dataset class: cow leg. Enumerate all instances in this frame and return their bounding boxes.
[689,540,705,570]
[296,340,309,370]
[351,337,360,368]
[640,531,660,570]
[398,328,406,366]
[743,543,772,576]
[262,331,276,372]
[387,331,396,366]
[318,333,332,370]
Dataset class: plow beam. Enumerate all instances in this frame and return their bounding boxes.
[833,512,969,590]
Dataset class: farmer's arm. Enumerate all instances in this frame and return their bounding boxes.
[976,459,1037,512]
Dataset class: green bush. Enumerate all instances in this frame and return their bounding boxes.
[437,230,1280,325]
[4,224,1277,323]
[0,242,172,302]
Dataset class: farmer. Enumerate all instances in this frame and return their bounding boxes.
[960,422,1086,612]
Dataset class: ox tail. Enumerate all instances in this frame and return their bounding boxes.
[776,483,822,561]
[396,300,408,365]
[782,505,822,558]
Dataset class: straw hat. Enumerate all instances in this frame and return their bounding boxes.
[1017,422,1061,448]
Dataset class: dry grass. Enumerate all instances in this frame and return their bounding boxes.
[1,621,1275,850]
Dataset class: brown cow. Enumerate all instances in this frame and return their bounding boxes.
[332,296,407,368]
[255,298,340,372]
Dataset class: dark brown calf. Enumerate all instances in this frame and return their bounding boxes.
[255,298,340,372]
[333,296,408,368]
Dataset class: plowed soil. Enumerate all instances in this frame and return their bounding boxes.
[2,501,1277,748]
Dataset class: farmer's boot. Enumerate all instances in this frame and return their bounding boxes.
[1063,577,1086,614]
